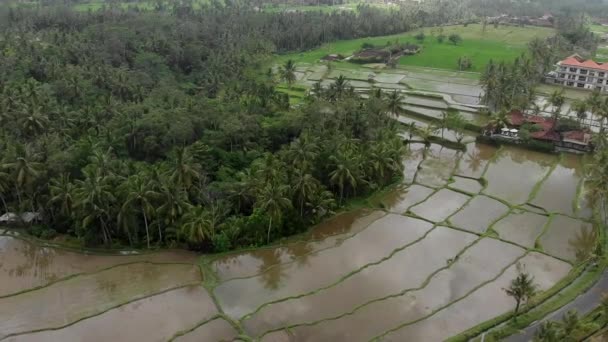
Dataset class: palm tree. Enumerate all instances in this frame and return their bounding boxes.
[385,90,404,117]
[560,310,583,339]
[73,169,116,246]
[547,89,565,129]
[571,99,588,124]
[119,175,157,248]
[255,182,292,243]
[586,89,603,130]
[329,152,359,204]
[156,182,191,237]
[19,104,50,137]
[488,109,510,131]
[171,146,202,191]
[418,124,440,145]
[329,75,349,100]
[280,60,297,88]
[534,321,560,342]
[49,174,75,218]
[291,168,318,217]
[179,205,212,245]
[3,144,43,207]
[306,189,336,223]
[0,167,10,213]
[505,270,537,316]
[286,132,319,172]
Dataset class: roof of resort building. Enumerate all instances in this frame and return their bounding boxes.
[531,129,561,142]
[507,110,560,141]
[562,130,592,145]
[508,110,555,129]
[558,54,608,71]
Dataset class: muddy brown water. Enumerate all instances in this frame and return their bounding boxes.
[0,143,593,341]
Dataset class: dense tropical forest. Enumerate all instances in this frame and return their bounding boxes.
[0,2,424,251]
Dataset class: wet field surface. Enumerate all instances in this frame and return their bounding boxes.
[0,143,594,342]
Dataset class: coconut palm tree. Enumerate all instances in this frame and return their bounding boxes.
[49,174,75,218]
[119,174,157,248]
[255,182,292,243]
[488,109,510,131]
[179,205,213,245]
[329,151,359,204]
[286,132,320,172]
[534,321,560,342]
[72,169,116,246]
[385,90,404,117]
[0,167,10,213]
[3,144,43,207]
[548,89,565,128]
[505,270,537,316]
[291,168,318,217]
[280,59,297,88]
[586,89,603,130]
[571,99,588,124]
[171,146,202,191]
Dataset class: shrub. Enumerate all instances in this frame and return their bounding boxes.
[457,56,472,70]
[449,33,463,45]
[556,117,581,132]
[437,34,446,43]
[361,42,375,49]
[40,229,58,240]
[414,31,425,42]
[212,232,232,253]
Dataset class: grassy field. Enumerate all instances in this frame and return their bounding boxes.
[596,46,608,62]
[71,0,212,11]
[260,2,395,13]
[590,24,608,34]
[276,24,554,72]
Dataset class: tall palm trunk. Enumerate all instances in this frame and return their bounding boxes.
[143,209,150,248]
[0,194,8,213]
[267,217,272,244]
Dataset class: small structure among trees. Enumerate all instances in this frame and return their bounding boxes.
[457,56,473,70]
[350,42,420,64]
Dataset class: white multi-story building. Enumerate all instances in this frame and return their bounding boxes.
[550,54,608,92]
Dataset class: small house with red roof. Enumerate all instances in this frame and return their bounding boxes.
[549,54,608,92]
[484,110,593,153]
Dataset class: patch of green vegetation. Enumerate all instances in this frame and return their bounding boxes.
[590,24,608,34]
[276,24,553,72]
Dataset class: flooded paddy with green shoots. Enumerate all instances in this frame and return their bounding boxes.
[0,143,595,341]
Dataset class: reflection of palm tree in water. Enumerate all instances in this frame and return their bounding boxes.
[464,150,484,175]
[257,248,288,290]
[569,224,597,262]
[286,242,314,268]
[257,242,316,290]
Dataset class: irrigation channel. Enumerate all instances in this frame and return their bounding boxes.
[0,138,598,341]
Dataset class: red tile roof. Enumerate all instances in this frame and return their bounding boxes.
[508,110,525,126]
[531,129,561,142]
[508,110,560,142]
[559,54,608,71]
[562,130,591,145]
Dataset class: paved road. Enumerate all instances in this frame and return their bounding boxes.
[504,271,608,342]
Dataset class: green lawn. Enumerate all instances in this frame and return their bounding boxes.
[276,24,554,72]
[590,24,608,34]
[261,3,356,13]
[71,0,213,11]
[596,46,608,62]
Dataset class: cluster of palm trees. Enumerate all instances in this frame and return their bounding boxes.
[534,310,595,342]
[0,83,406,251]
[480,56,539,112]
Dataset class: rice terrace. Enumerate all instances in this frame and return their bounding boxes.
[0,0,608,341]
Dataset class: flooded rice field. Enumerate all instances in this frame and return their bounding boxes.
[0,143,595,341]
